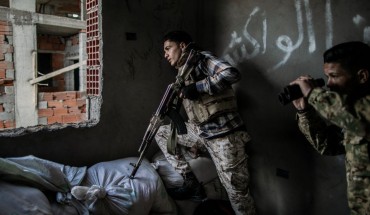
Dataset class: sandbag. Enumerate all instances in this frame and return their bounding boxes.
[72,157,177,215]
[0,155,89,214]
[0,181,52,215]
[0,155,86,194]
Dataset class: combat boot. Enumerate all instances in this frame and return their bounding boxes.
[166,172,207,202]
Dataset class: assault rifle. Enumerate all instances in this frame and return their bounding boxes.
[129,50,197,179]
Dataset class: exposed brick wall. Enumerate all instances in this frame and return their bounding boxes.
[37,34,82,93]
[37,35,66,92]
[86,0,101,96]
[38,91,87,125]
[0,20,15,130]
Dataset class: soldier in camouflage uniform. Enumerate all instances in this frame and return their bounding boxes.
[155,30,256,215]
[290,41,370,215]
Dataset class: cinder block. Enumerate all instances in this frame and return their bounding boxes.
[5,69,14,79]
[5,52,13,61]
[38,117,47,125]
[0,112,14,120]
[38,101,48,109]
[5,36,13,45]
[3,102,14,112]
[0,94,14,103]
[4,86,14,95]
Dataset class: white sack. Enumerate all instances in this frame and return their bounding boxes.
[73,157,177,215]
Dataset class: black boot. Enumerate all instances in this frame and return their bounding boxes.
[166,172,207,202]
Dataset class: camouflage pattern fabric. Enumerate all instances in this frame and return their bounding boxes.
[297,88,370,215]
[155,123,256,215]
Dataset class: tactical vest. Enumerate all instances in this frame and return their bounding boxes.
[182,84,238,125]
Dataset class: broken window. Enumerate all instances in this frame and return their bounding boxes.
[0,0,102,136]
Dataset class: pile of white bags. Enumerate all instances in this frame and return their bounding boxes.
[0,156,177,215]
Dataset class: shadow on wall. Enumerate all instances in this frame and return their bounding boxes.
[234,60,317,215]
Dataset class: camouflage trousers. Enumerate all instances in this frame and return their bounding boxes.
[345,142,370,215]
[155,123,256,215]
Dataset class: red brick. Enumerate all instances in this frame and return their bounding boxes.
[48,36,61,44]
[0,121,4,129]
[38,108,53,117]
[53,92,67,101]
[76,98,86,107]
[62,114,83,123]
[58,43,66,50]
[53,108,68,116]
[0,69,5,79]
[0,25,12,35]
[48,100,63,108]
[48,115,62,124]
[56,80,66,91]
[38,40,53,50]
[7,45,13,53]
[4,120,15,128]
[80,104,86,113]
[76,91,87,98]
[39,92,54,101]
[1,44,10,53]
[0,104,3,112]
[68,107,81,114]
[63,99,77,108]
[52,54,64,69]
[0,61,13,70]
[52,92,77,101]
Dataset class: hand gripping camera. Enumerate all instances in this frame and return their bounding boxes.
[278,78,325,105]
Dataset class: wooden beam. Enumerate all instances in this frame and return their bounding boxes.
[29,60,86,85]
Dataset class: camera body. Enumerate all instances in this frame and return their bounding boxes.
[278,78,325,105]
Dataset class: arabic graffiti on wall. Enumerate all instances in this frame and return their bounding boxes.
[222,0,370,72]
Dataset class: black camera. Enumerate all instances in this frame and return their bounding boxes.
[278,78,325,105]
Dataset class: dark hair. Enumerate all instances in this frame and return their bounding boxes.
[162,30,193,45]
[323,41,370,75]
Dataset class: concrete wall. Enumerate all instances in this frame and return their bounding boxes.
[1,0,370,214]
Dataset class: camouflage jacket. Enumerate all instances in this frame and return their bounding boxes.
[298,88,370,213]
[297,88,370,156]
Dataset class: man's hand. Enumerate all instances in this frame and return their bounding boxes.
[290,75,315,111]
[180,83,200,100]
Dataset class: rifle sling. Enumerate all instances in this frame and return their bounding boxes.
[167,49,198,155]
[167,122,178,155]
